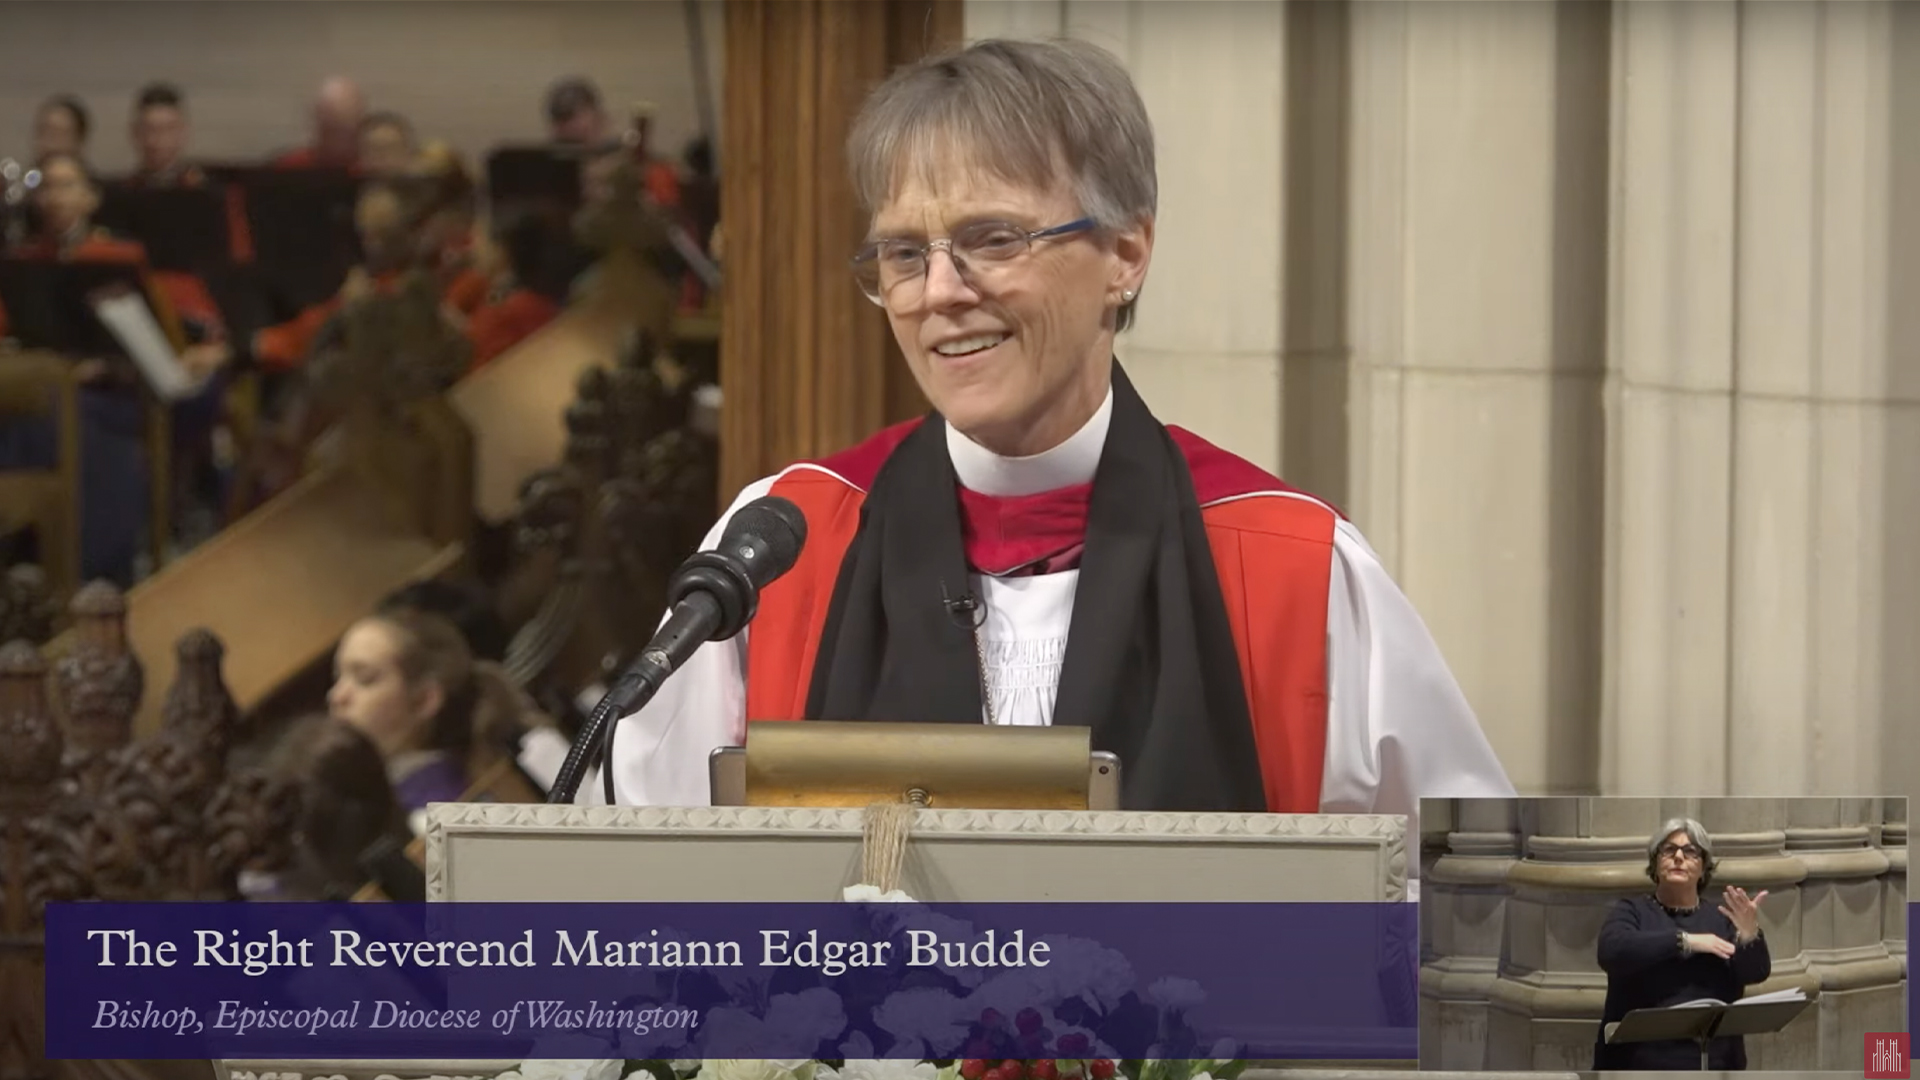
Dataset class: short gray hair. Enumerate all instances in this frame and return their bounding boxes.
[1647,817,1717,886]
[847,37,1157,330]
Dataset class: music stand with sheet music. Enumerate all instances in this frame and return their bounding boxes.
[1605,990,1814,1070]
[0,258,149,359]
[94,182,272,341]
[0,258,197,401]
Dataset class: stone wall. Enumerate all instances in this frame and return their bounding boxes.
[1419,797,1907,1071]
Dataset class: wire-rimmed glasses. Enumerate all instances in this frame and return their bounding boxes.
[851,217,1096,307]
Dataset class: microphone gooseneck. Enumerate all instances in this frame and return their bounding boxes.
[546,494,809,805]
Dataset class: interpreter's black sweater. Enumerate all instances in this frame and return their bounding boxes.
[1593,893,1772,1070]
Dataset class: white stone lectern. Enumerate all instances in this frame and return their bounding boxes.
[421,803,1409,903]
[216,806,1410,1080]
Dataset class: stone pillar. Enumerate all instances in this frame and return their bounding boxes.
[1602,0,1920,798]
[968,0,1292,472]
[1345,0,1610,797]
[1485,798,1661,1071]
[1786,798,1905,1066]
[1419,797,1520,1069]
[1881,797,1906,979]
[1693,799,1816,1069]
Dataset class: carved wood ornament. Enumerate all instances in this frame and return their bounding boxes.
[2,595,300,1080]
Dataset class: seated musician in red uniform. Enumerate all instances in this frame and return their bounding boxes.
[410,144,488,314]
[32,94,90,160]
[0,153,229,581]
[273,76,365,170]
[462,210,565,372]
[545,77,610,146]
[124,83,206,189]
[247,162,477,373]
[357,111,417,179]
[0,153,225,357]
[600,39,1516,820]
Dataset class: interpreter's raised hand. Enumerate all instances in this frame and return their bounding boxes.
[1719,885,1769,941]
[1683,932,1737,960]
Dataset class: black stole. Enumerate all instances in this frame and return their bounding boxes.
[803,364,1268,812]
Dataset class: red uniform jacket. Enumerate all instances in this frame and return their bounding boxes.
[0,229,223,344]
[466,287,560,372]
[254,268,482,372]
[740,420,1342,813]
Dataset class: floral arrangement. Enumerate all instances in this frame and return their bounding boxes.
[486,898,1248,1064]
[497,1059,1246,1080]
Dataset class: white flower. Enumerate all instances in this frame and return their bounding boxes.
[698,1062,816,1080]
[965,969,1050,1019]
[1146,976,1206,1013]
[697,988,846,1056]
[871,986,972,1050]
[843,884,918,902]
[515,1061,623,1080]
[1033,934,1134,1011]
[817,1062,942,1080]
[856,905,991,988]
[840,1030,878,1058]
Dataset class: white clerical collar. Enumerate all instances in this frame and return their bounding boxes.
[946,385,1112,496]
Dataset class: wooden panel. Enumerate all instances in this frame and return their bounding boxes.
[719,0,958,501]
[109,467,461,734]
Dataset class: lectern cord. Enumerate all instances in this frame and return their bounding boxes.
[861,800,915,895]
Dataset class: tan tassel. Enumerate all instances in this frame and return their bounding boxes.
[860,798,917,895]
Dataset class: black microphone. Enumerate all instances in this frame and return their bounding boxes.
[546,494,809,805]
[940,579,984,629]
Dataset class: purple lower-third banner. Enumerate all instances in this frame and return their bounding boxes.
[44,901,1416,1060]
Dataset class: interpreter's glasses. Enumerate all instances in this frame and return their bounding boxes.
[852,217,1096,307]
[1659,843,1705,862]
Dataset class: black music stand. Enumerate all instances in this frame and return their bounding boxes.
[0,258,149,359]
[205,164,362,317]
[485,145,587,221]
[1606,995,1812,1070]
[96,183,230,274]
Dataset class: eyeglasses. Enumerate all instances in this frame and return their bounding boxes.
[1657,843,1705,862]
[851,217,1096,307]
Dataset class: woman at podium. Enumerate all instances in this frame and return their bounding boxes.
[1593,818,1771,1069]
[598,37,1516,816]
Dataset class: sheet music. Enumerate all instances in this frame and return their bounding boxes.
[1738,987,1809,1005]
[1674,987,1807,1009]
[90,290,196,401]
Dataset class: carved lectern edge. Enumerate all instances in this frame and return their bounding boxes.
[422,804,1408,903]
